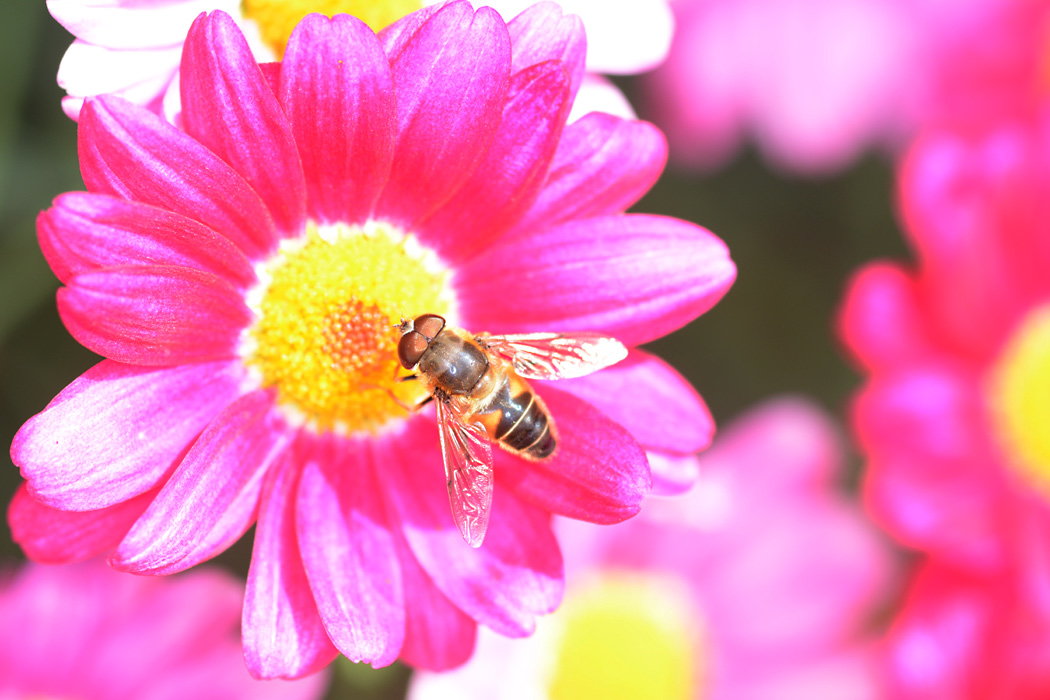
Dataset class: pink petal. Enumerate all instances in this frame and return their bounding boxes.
[703,500,891,652]
[56,39,179,118]
[38,192,255,288]
[244,438,338,680]
[57,264,251,366]
[551,0,672,74]
[296,435,405,667]
[855,365,1008,567]
[180,11,306,237]
[567,73,637,122]
[374,2,511,227]
[7,483,153,564]
[708,396,842,489]
[553,348,713,454]
[456,214,736,346]
[12,359,244,511]
[837,261,936,373]
[394,518,478,671]
[279,13,396,226]
[377,3,448,65]
[506,113,667,238]
[899,128,1033,359]
[506,1,585,98]
[259,61,281,95]
[47,0,219,49]
[78,96,278,260]
[377,421,563,637]
[417,59,571,264]
[495,384,650,524]
[112,390,289,574]
[647,451,702,496]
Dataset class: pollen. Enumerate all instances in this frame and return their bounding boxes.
[989,304,1050,496]
[243,222,451,434]
[240,0,423,57]
[546,574,701,700]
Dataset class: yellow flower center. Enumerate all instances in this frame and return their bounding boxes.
[240,0,423,57]
[243,222,451,433]
[547,573,701,700]
[989,304,1050,494]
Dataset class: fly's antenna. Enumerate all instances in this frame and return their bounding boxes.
[390,304,411,334]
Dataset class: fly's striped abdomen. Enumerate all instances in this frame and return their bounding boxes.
[473,372,557,460]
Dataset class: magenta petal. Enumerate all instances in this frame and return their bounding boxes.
[38,192,256,288]
[112,390,288,574]
[507,113,668,238]
[78,96,279,260]
[496,384,651,524]
[280,14,396,226]
[181,12,306,237]
[296,435,404,667]
[244,438,338,680]
[8,483,153,564]
[12,359,244,511]
[57,264,251,366]
[553,349,713,454]
[375,2,511,227]
[507,1,585,98]
[417,59,571,264]
[394,520,477,671]
[457,214,736,346]
[377,421,563,637]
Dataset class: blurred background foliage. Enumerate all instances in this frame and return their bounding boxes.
[0,0,907,696]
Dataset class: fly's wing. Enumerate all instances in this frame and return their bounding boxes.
[435,398,494,548]
[478,332,628,381]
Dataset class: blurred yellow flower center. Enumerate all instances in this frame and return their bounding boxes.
[990,304,1050,493]
[244,222,451,433]
[240,0,422,57]
[548,573,700,700]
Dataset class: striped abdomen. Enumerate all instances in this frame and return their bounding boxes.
[473,372,557,460]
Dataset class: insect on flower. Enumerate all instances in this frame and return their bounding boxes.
[396,314,628,547]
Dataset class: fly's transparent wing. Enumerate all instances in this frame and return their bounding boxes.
[478,332,628,381]
[436,398,494,548]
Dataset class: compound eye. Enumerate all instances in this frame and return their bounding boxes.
[398,330,430,369]
[414,313,446,339]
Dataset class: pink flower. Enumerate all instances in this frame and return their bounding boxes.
[885,551,1050,698]
[10,3,734,681]
[646,0,1050,173]
[0,559,328,698]
[838,113,1050,570]
[49,0,672,123]
[646,0,916,173]
[409,398,892,700]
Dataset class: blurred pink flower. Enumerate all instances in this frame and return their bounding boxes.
[838,113,1050,570]
[647,0,916,173]
[0,559,328,698]
[49,0,672,123]
[647,0,1050,173]
[409,397,892,700]
[10,2,734,681]
[885,550,1050,698]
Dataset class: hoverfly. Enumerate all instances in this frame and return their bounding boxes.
[396,314,628,547]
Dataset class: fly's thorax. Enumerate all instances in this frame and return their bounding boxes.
[418,328,489,396]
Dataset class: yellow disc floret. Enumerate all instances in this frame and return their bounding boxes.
[990,304,1050,494]
[244,222,451,433]
[547,573,701,700]
[240,0,423,57]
